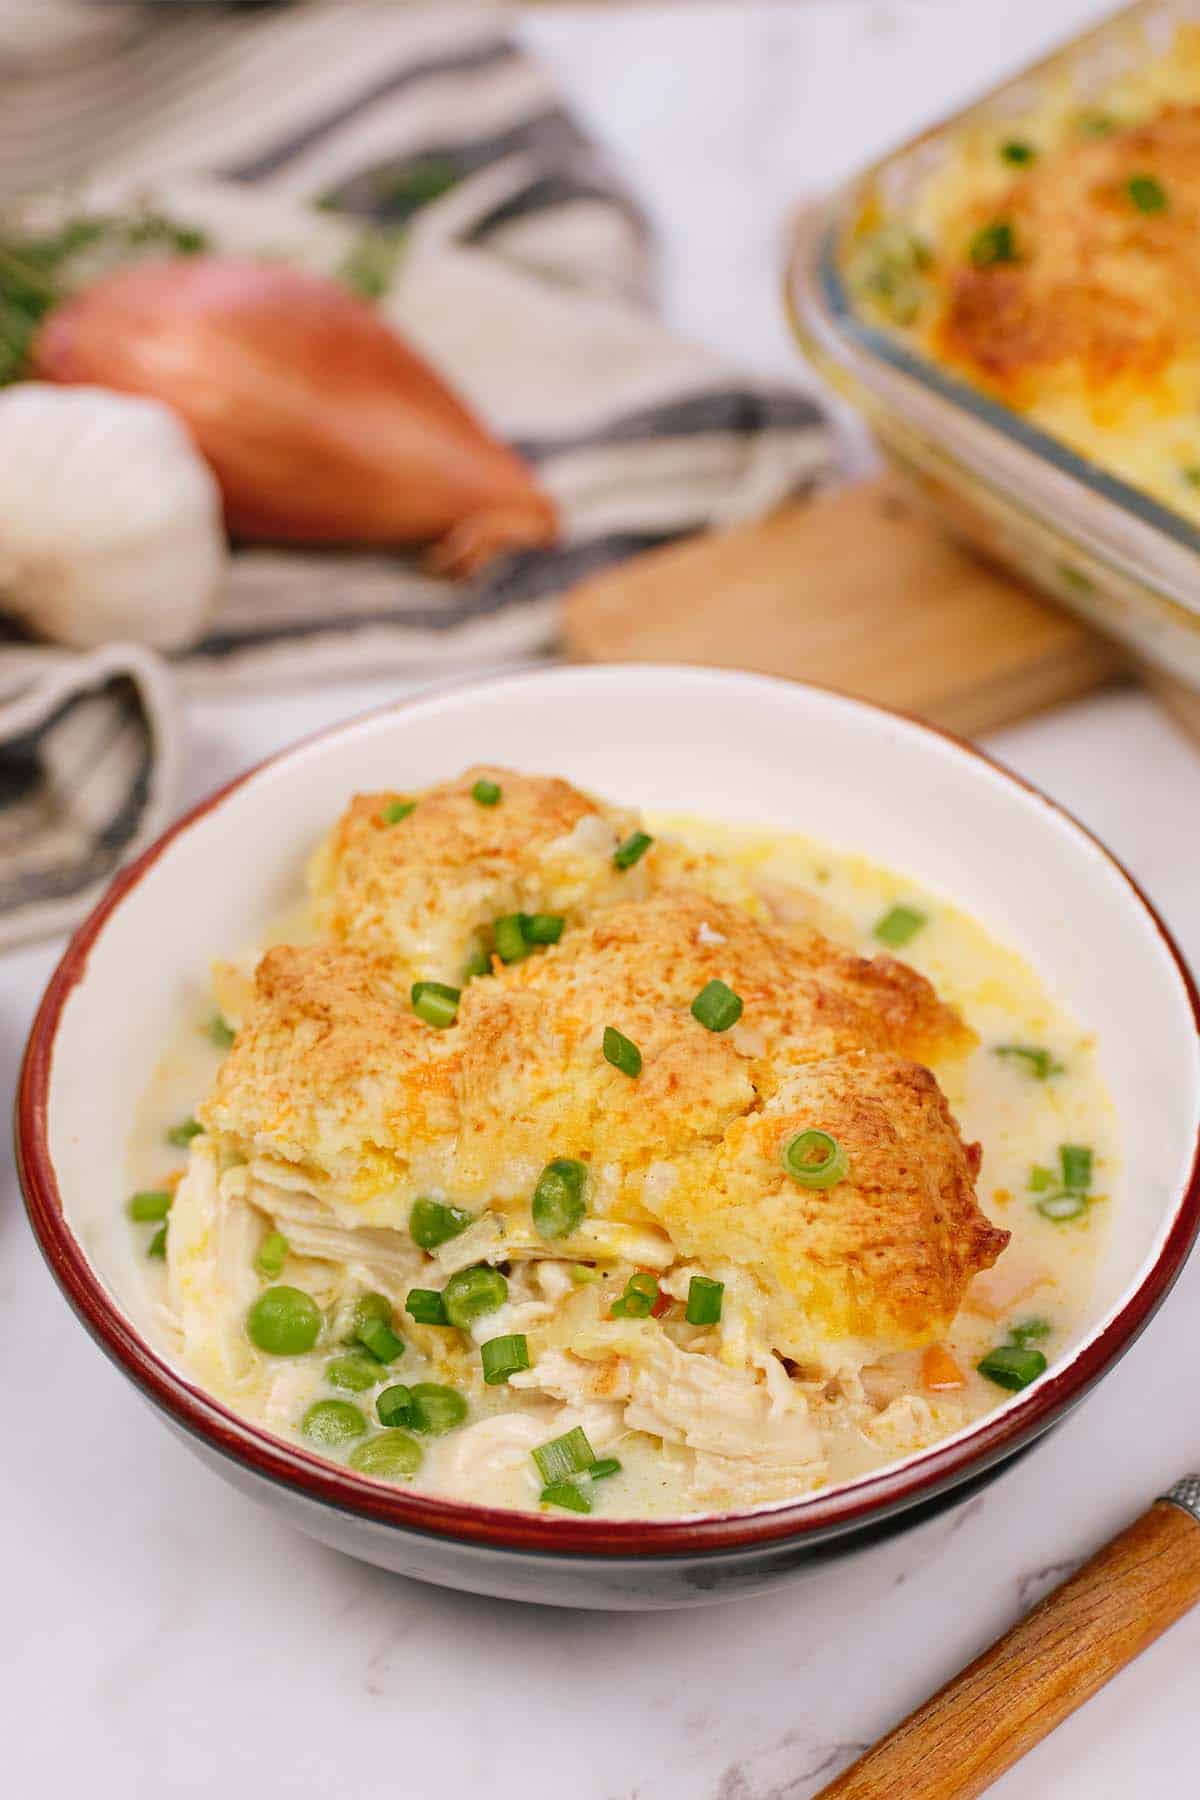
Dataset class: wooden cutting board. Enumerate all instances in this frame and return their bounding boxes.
[563,474,1134,739]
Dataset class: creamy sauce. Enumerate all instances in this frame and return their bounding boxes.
[126,814,1118,1519]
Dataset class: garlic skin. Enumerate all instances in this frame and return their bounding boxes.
[0,383,226,650]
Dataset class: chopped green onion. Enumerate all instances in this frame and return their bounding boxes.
[782,1128,849,1189]
[411,980,460,1028]
[166,1116,203,1148]
[568,1263,600,1285]
[1009,1317,1052,1349]
[247,1285,322,1355]
[461,944,492,982]
[589,1457,622,1480]
[968,220,1018,267]
[302,1399,367,1447]
[376,1383,414,1428]
[1037,1191,1089,1222]
[691,979,743,1033]
[405,1288,450,1326]
[523,912,565,945]
[326,1353,383,1392]
[381,799,415,824]
[481,1333,531,1385]
[409,1197,474,1250]
[471,777,502,806]
[1126,173,1167,214]
[357,1317,406,1363]
[874,905,928,948]
[128,1189,173,1223]
[408,1383,468,1435]
[533,1425,596,1485]
[493,913,531,964]
[977,1345,1047,1391]
[443,1263,508,1330]
[1001,139,1036,165]
[1028,1164,1055,1192]
[147,1224,168,1260]
[686,1275,724,1326]
[208,1014,236,1050]
[612,1271,658,1319]
[613,830,653,870]
[994,1044,1064,1081]
[254,1230,289,1278]
[348,1429,423,1479]
[1182,466,1200,488]
[603,1025,642,1078]
[532,1157,587,1239]
[540,1480,591,1513]
[1059,1144,1093,1192]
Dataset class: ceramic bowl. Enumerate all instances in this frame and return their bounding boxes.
[17,666,1200,1609]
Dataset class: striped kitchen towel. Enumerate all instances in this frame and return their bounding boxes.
[0,1,834,688]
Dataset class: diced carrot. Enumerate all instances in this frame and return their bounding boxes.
[922,1344,967,1392]
[650,1289,673,1319]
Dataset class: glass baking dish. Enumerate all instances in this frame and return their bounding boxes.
[784,0,1200,691]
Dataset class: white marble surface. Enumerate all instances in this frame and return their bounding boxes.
[4,3,1200,1795]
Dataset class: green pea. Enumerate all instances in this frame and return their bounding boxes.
[348,1430,424,1479]
[326,1353,383,1393]
[532,1158,587,1239]
[443,1264,507,1331]
[409,1383,468,1436]
[246,1285,322,1356]
[343,1291,393,1343]
[302,1399,367,1447]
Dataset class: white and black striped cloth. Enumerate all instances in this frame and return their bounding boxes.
[0,1,834,687]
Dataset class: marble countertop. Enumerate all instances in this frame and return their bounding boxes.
[5,3,1200,1795]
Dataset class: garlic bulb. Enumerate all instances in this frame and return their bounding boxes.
[0,383,226,650]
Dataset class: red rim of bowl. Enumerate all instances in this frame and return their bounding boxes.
[16,668,1200,1559]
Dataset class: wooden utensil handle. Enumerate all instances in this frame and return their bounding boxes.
[816,1488,1200,1800]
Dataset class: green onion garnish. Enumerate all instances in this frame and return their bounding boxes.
[1001,139,1036,165]
[208,1014,236,1050]
[166,1116,203,1148]
[405,1288,450,1326]
[532,1157,587,1239]
[686,1275,724,1326]
[977,1345,1047,1391]
[376,1383,414,1428]
[254,1230,289,1278]
[357,1317,406,1364]
[691,979,743,1033]
[1126,173,1167,213]
[533,1425,596,1485]
[409,1197,474,1250]
[128,1189,173,1223]
[589,1457,622,1480]
[968,220,1018,267]
[994,1044,1063,1081]
[523,912,565,945]
[612,1271,659,1319]
[540,1480,592,1513]
[782,1128,849,1189]
[613,830,653,870]
[461,944,492,982]
[493,913,531,964]
[147,1224,168,1259]
[326,1353,383,1392]
[481,1333,531,1385]
[408,1383,468,1436]
[1182,466,1200,488]
[381,799,416,824]
[1028,1164,1055,1192]
[1036,1191,1089,1222]
[603,1025,642,1077]
[874,905,928,948]
[1059,1144,1093,1191]
[471,778,502,806]
[302,1399,367,1447]
[568,1263,600,1285]
[1009,1317,1051,1349]
[443,1263,507,1331]
[411,980,461,1028]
